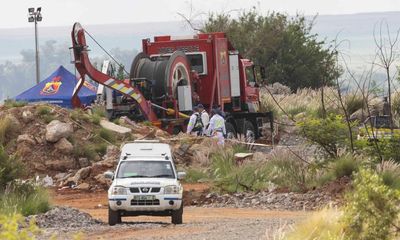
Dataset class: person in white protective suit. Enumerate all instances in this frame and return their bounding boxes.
[206,108,226,145]
[186,106,203,136]
[197,104,209,136]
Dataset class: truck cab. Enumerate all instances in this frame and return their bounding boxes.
[105,140,185,225]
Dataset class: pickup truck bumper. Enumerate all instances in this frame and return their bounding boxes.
[109,194,182,212]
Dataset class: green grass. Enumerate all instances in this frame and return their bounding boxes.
[380,171,400,190]
[285,208,344,240]
[331,154,360,178]
[36,105,52,116]
[73,144,98,161]
[92,105,107,118]
[184,169,210,183]
[89,114,102,125]
[0,183,50,216]
[70,109,90,122]
[3,100,27,109]
[0,147,23,191]
[210,147,270,193]
[93,142,108,156]
[0,116,19,146]
[98,128,116,143]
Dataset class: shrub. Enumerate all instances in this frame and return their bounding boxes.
[184,168,210,183]
[0,182,50,216]
[92,105,106,118]
[355,135,400,163]
[3,100,27,109]
[36,105,52,116]
[343,169,400,240]
[93,143,107,156]
[70,109,90,122]
[331,154,360,178]
[297,114,354,158]
[98,128,116,144]
[376,160,400,190]
[73,145,98,161]
[285,208,344,240]
[89,114,101,125]
[210,148,270,192]
[0,147,22,191]
[0,115,20,146]
[0,213,40,239]
[265,149,310,192]
[344,94,364,115]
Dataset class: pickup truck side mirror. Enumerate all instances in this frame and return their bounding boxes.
[104,171,114,179]
[177,172,186,180]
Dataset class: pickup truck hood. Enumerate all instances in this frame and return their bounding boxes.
[113,178,179,187]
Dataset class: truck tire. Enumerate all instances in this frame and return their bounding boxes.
[108,206,121,226]
[243,121,255,144]
[225,122,237,139]
[171,203,183,224]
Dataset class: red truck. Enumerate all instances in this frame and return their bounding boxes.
[71,23,273,142]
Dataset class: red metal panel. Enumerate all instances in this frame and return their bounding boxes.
[214,38,231,103]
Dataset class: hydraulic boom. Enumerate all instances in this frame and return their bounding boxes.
[70,22,159,123]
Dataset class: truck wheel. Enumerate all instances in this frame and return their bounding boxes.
[244,121,255,144]
[171,203,183,224]
[108,206,121,226]
[225,122,237,139]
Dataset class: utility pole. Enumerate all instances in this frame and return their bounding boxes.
[28,7,42,84]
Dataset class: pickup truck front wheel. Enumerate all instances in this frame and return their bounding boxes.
[171,203,183,224]
[108,206,121,226]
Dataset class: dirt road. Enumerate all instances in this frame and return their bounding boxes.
[50,184,308,240]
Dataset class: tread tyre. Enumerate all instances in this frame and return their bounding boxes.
[108,206,121,226]
[225,122,237,139]
[171,203,183,224]
[243,121,255,144]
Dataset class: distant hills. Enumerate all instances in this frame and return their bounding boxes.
[2,11,400,66]
[0,11,399,100]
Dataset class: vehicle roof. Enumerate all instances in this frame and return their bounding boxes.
[120,141,172,161]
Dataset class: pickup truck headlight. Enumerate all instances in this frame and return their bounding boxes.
[164,185,180,194]
[111,186,127,195]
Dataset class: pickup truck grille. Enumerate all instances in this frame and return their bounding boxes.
[151,187,161,193]
[131,199,160,206]
[130,188,140,193]
[130,187,161,193]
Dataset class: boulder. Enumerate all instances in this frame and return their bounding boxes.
[94,173,112,186]
[76,182,90,190]
[21,110,34,123]
[54,138,73,154]
[17,134,36,145]
[46,158,75,171]
[102,145,120,164]
[78,158,91,168]
[45,120,73,143]
[100,119,131,134]
[72,166,92,184]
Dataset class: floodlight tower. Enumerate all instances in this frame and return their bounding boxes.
[28,7,42,84]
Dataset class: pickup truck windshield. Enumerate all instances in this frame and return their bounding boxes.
[117,161,175,179]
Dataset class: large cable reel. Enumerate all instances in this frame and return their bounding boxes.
[130,51,192,102]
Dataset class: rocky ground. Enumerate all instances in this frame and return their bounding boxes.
[197,191,338,211]
[1,102,343,239]
[31,190,309,240]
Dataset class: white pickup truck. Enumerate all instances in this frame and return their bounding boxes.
[105,140,185,225]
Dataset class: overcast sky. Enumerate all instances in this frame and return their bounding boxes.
[2,0,400,29]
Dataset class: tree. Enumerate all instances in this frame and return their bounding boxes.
[202,9,340,90]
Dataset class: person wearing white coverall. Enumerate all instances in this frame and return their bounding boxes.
[186,106,202,136]
[207,109,226,145]
[197,104,209,135]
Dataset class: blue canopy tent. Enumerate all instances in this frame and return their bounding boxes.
[15,66,97,108]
